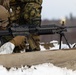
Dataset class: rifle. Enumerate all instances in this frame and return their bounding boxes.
[0,24,76,49]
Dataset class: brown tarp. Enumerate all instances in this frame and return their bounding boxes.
[0,49,76,70]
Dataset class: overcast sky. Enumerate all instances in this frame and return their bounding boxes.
[41,0,76,20]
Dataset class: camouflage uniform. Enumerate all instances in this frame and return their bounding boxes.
[10,0,42,51]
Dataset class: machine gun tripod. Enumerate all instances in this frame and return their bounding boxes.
[59,31,71,49]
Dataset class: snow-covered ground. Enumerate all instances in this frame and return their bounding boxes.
[0,40,76,75]
[40,40,76,51]
[0,63,76,75]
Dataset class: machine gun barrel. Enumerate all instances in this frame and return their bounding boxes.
[0,24,76,36]
[10,24,67,36]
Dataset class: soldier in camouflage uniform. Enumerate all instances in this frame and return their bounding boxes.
[0,0,43,52]
[10,0,42,51]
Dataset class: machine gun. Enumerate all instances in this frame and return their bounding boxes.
[0,24,76,49]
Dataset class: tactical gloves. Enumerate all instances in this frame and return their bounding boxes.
[10,36,26,49]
